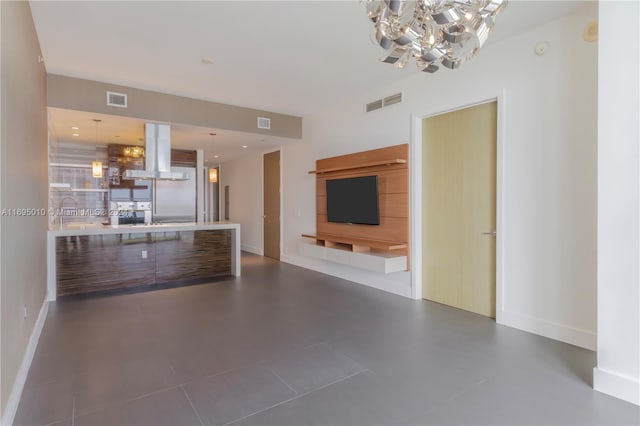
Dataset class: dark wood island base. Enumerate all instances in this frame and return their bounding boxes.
[47,223,241,299]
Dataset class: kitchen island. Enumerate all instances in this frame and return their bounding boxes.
[47,222,241,300]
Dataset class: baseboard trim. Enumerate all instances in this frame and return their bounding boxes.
[280,253,412,298]
[241,245,263,256]
[594,367,640,406]
[501,309,596,350]
[1,299,49,426]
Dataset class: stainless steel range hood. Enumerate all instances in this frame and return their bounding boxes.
[122,123,190,180]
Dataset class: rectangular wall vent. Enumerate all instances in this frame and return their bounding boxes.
[106,91,128,108]
[366,99,383,112]
[366,92,402,113]
[382,92,402,107]
[257,117,271,129]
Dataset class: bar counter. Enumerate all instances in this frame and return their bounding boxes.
[47,222,241,300]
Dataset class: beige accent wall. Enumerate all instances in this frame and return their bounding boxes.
[47,74,302,139]
[0,1,48,417]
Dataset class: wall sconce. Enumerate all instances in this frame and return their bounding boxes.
[92,161,103,178]
[209,168,218,183]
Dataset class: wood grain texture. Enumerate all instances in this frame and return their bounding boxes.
[315,233,407,251]
[309,158,406,174]
[422,102,496,317]
[56,230,232,297]
[155,230,231,283]
[315,144,407,172]
[317,193,407,218]
[171,149,197,167]
[313,144,409,265]
[56,233,156,296]
[316,169,408,196]
[317,215,408,243]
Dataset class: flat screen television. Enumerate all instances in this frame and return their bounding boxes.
[326,175,380,225]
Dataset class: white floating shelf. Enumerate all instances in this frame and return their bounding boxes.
[299,240,407,274]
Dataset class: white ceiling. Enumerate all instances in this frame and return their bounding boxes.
[30,1,588,116]
[49,107,297,164]
[39,1,588,164]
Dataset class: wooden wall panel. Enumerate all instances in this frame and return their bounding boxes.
[317,193,408,218]
[318,215,408,243]
[314,144,409,256]
[316,144,407,172]
[317,169,407,196]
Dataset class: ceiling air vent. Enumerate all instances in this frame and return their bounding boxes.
[366,99,383,112]
[257,117,271,130]
[383,92,402,107]
[366,92,403,113]
[106,91,128,108]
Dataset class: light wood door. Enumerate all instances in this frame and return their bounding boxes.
[263,151,280,260]
[224,185,229,221]
[422,102,497,318]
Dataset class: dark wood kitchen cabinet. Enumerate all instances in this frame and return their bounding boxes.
[56,232,156,296]
[55,229,232,297]
[155,230,232,283]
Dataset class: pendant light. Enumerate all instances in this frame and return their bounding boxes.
[209,167,218,183]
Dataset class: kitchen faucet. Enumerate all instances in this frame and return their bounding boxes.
[57,196,78,228]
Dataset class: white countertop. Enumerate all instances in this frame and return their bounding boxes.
[48,221,240,237]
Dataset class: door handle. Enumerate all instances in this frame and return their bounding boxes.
[482,230,497,237]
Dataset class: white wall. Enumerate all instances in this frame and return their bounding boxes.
[0,1,49,421]
[280,5,599,348]
[594,0,640,406]
[220,153,264,255]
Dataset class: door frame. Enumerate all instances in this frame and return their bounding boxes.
[410,91,506,325]
[262,147,283,259]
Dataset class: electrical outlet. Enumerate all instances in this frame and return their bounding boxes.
[141,250,148,259]
[23,304,27,320]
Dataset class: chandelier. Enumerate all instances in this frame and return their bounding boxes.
[365,0,508,73]
[123,146,144,158]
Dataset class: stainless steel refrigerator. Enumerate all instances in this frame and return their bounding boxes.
[153,166,197,223]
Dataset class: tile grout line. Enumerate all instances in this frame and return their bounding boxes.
[71,396,75,426]
[224,369,369,426]
[71,385,177,419]
[266,367,299,396]
[302,339,332,350]
[68,360,273,421]
[181,386,205,426]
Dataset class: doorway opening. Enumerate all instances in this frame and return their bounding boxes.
[263,150,280,260]
[224,185,230,221]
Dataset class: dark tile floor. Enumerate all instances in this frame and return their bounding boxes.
[15,253,640,426]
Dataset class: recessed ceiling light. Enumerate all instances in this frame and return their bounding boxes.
[72,133,79,137]
[214,155,219,158]
[71,126,79,130]
[242,145,248,149]
[201,58,214,65]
